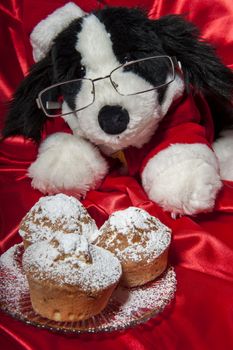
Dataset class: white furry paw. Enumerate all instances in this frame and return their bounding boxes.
[28,133,108,196]
[142,143,222,215]
[213,129,233,181]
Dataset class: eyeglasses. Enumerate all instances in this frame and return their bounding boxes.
[36,55,179,117]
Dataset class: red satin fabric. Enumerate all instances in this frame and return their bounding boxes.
[1,1,233,349]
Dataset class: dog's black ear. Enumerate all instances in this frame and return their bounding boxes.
[153,15,233,133]
[2,53,53,142]
[153,15,233,99]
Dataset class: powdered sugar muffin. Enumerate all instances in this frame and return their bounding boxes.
[19,194,98,248]
[22,234,122,321]
[94,207,171,287]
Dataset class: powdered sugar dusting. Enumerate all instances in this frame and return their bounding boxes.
[19,194,98,244]
[95,207,171,262]
[0,244,176,333]
[22,235,122,291]
[108,207,158,233]
[56,233,89,255]
[0,244,28,311]
[111,267,176,324]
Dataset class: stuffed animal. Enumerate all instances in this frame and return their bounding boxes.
[3,3,233,216]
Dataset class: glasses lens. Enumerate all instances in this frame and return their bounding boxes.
[39,79,94,117]
[111,56,174,95]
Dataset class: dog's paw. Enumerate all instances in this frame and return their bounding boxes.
[142,143,222,215]
[28,133,108,196]
[213,129,233,181]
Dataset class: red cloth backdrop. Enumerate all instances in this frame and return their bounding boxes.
[0,1,233,349]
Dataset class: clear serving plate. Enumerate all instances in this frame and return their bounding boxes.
[0,243,176,333]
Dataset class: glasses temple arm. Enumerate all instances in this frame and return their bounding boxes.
[172,56,182,70]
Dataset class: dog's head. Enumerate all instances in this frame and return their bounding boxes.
[4,4,233,151]
[49,7,185,152]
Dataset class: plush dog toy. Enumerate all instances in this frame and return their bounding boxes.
[3,3,233,216]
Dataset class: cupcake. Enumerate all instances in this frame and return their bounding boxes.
[19,193,98,248]
[22,234,122,321]
[94,207,171,287]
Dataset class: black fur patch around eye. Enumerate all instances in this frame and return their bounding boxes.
[94,7,169,103]
[52,18,85,110]
[123,58,168,85]
[52,19,84,81]
[157,85,167,104]
[61,80,83,111]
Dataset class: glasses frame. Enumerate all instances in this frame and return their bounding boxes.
[36,55,178,118]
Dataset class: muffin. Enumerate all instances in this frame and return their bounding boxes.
[94,207,171,287]
[22,233,122,321]
[19,193,98,248]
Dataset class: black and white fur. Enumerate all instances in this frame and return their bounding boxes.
[3,3,233,215]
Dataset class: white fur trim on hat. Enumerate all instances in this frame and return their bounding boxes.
[30,2,85,62]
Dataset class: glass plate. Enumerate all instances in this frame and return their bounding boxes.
[0,244,176,334]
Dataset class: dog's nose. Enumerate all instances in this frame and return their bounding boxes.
[98,105,129,135]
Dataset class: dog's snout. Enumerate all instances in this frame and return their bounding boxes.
[98,105,129,135]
